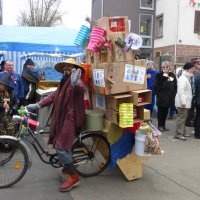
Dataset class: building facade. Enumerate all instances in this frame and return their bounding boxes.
[0,0,2,25]
[154,0,200,69]
[92,0,156,60]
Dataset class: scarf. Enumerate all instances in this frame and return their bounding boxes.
[22,69,38,83]
[48,76,73,144]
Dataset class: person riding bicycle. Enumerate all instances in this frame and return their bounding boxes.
[26,58,85,192]
[0,71,19,136]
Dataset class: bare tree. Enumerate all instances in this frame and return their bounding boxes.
[17,0,64,27]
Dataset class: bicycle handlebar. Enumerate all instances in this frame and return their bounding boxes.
[24,107,37,117]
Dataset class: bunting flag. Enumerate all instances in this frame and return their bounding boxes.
[189,0,200,7]
[192,1,197,6]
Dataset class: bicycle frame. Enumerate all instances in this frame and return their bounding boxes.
[11,109,62,168]
[14,119,91,168]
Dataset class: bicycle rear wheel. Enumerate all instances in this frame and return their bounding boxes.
[72,132,110,177]
[0,138,29,188]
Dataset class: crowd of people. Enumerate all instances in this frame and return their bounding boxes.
[146,58,200,140]
[0,58,43,135]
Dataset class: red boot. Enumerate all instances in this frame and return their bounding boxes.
[59,174,80,192]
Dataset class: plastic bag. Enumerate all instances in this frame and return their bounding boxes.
[144,131,161,155]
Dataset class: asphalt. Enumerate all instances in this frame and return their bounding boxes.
[1,117,200,200]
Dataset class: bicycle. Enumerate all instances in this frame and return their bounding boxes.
[0,107,111,188]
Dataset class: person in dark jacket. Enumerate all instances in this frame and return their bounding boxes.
[21,58,42,106]
[154,61,177,132]
[0,61,5,72]
[185,58,200,127]
[0,71,18,136]
[145,61,158,116]
[193,59,200,139]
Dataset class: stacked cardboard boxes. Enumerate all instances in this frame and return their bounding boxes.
[86,16,154,180]
[87,16,151,125]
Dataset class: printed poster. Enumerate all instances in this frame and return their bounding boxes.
[95,94,106,111]
[93,69,105,87]
[123,64,146,84]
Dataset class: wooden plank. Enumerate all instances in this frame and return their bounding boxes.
[117,148,149,181]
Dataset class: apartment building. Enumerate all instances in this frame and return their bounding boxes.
[0,0,2,25]
[91,0,156,60]
[154,0,200,68]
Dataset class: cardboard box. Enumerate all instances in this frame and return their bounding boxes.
[96,16,129,35]
[91,33,135,64]
[105,106,144,125]
[144,109,151,120]
[106,93,132,111]
[104,108,119,124]
[103,119,112,134]
[108,32,135,62]
[92,61,147,95]
[130,90,152,106]
[86,52,95,65]
[134,106,144,122]
[134,59,147,67]
[93,51,113,64]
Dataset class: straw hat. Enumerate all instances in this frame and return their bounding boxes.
[54,58,85,74]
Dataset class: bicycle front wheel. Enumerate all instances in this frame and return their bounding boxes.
[0,138,29,188]
[72,132,110,177]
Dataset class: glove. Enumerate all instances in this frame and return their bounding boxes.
[26,104,39,111]
[71,68,81,86]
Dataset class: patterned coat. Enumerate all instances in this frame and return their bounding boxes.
[38,77,85,151]
[0,90,18,136]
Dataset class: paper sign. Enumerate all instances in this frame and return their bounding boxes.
[93,69,105,87]
[109,18,125,32]
[95,94,106,110]
[123,64,146,84]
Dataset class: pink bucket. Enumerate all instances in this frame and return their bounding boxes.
[87,42,99,52]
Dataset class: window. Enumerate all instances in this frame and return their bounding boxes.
[155,14,163,38]
[140,0,154,10]
[140,52,152,60]
[194,11,200,34]
[139,14,153,48]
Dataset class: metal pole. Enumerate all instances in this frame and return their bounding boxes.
[101,0,104,17]
[0,0,2,24]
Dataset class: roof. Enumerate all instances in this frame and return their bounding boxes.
[0,25,83,53]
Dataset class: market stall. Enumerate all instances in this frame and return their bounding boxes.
[0,25,84,73]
